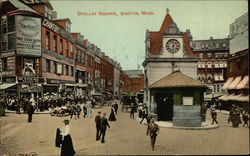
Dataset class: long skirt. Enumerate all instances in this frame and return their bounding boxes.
[108,113,116,121]
[61,134,75,156]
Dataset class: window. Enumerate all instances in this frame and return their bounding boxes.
[216,43,219,48]
[8,33,15,51]
[54,61,57,74]
[201,44,205,49]
[229,62,233,72]
[53,35,57,53]
[199,53,203,59]
[223,42,226,48]
[1,58,7,71]
[215,53,219,58]
[46,59,50,72]
[214,62,219,68]
[81,53,85,64]
[7,16,15,32]
[224,53,228,58]
[46,31,50,50]
[70,45,73,57]
[207,53,211,59]
[71,66,74,76]
[236,59,242,70]
[65,42,68,57]
[65,65,69,75]
[60,39,63,55]
[205,43,208,49]
[220,53,224,58]
[207,62,212,68]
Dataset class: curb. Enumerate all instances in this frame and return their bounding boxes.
[5,110,50,114]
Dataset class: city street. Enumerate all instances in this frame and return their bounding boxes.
[0,104,249,155]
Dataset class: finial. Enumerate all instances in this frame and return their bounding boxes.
[166,8,169,14]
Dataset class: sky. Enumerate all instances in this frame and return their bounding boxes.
[50,0,248,70]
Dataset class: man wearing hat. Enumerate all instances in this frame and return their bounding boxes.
[99,112,110,143]
[95,111,102,140]
[146,118,159,151]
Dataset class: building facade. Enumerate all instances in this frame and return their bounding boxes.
[192,37,229,101]
[142,10,199,115]
[219,12,249,111]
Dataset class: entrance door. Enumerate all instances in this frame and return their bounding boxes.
[156,93,173,121]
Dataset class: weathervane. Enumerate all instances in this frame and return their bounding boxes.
[166,8,169,14]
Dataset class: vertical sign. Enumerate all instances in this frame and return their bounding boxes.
[16,15,41,56]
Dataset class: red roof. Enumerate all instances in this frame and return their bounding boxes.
[149,13,196,57]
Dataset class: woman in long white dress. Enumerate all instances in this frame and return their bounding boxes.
[60,119,75,156]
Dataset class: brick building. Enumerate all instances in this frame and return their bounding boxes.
[192,37,229,101]
[219,13,249,111]
[123,70,144,94]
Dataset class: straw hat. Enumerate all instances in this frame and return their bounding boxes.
[63,119,70,124]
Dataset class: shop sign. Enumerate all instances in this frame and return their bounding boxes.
[16,15,41,56]
[18,77,38,83]
[20,84,41,92]
[47,79,60,84]
[0,51,15,58]
[2,77,16,83]
[42,18,75,42]
[1,70,15,76]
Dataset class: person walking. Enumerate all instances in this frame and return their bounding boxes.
[95,111,102,140]
[140,107,148,124]
[60,119,75,156]
[83,104,87,118]
[99,113,110,143]
[242,111,249,127]
[70,105,77,120]
[211,109,218,125]
[114,103,118,115]
[146,118,159,151]
[27,102,35,123]
[108,107,116,121]
[76,104,81,118]
[130,103,136,119]
[87,102,92,118]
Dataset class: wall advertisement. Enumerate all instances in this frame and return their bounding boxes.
[16,15,41,56]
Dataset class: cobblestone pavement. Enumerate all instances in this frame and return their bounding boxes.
[0,105,249,155]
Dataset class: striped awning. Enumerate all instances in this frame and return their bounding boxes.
[222,77,234,90]
[236,76,249,89]
[227,76,242,90]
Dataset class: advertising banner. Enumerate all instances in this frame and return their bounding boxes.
[16,15,41,56]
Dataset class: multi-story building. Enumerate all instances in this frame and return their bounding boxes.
[71,32,87,97]
[192,37,229,101]
[219,12,249,111]
[0,0,43,101]
[142,10,199,116]
[124,70,144,94]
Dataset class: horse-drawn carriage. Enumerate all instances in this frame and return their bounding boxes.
[121,93,137,112]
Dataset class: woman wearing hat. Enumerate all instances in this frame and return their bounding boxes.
[60,119,75,156]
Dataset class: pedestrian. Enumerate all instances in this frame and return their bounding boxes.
[83,104,87,118]
[211,109,218,125]
[76,104,81,118]
[218,102,222,112]
[108,107,116,121]
[87,102,92,118]
[228,110,233,123]
[146,118,159,151]
[242,111,249,127]
[130,103,136,119]
[99,112,110,143]
[27,102,35,123]
[70,105,77,120]
[95,111,102,141]
[15,99,21,114]
[140,107,148,124]
[114,103,118,115]
[60,119,75,156]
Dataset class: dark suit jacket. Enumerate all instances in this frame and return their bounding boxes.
[100,117,110,130]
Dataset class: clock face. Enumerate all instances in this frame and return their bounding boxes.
[166,39,180,53]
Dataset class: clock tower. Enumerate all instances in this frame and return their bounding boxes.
[161,22,185,58]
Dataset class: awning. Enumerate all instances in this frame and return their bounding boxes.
[222,77,234,90]
[226,93,236,101]
[231,93,249,102]
[0,83,17,90]
[218,93,230,101]
[205,93,222,100]
[236,76,249,89]
[65,83,75,87]
[227,76,242,90]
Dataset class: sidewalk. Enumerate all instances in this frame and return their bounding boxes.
[136,116,219,130]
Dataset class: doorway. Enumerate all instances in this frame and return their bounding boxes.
[156,92,173,121]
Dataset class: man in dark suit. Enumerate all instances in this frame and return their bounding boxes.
[95,111,102,140]
[99,112,110,143]
[27,102,35,123]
